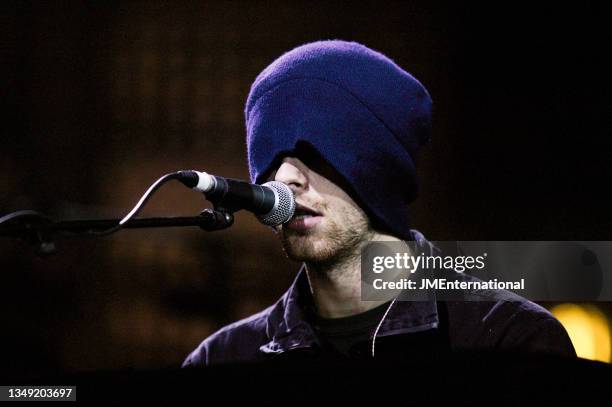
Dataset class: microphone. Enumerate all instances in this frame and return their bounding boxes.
[177,171,295,227]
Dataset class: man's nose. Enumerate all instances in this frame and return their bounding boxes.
[274,159,307,192]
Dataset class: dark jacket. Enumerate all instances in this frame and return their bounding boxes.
[183,232,575,367]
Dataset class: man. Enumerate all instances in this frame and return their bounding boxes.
[183,40,575,366]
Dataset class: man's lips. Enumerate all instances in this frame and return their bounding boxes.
[284,203,323,232]
[294,203,322,216]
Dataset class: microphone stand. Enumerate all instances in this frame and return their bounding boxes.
[0,209,234,256]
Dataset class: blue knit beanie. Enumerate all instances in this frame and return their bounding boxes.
[245,40,432,240]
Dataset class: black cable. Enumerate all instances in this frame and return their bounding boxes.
[0,210,51,227]
[0,171,201,239]
[89,171,186,236]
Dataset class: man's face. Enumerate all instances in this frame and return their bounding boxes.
[268,156,374,264]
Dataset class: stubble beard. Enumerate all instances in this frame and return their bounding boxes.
[278,211,373,267]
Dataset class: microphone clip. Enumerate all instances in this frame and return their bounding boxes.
[198,208,234,231]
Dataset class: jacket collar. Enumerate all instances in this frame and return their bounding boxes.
[259,267,320,354]
[259,229,440,355]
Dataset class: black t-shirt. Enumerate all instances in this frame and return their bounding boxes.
[310,301,392,357]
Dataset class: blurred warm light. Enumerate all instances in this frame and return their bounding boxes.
[550,303,611,363]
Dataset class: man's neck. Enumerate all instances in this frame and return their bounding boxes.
[305,231,405,318]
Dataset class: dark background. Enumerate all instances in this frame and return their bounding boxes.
[1,1,610,376]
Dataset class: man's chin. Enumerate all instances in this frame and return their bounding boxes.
[279,233,329,263]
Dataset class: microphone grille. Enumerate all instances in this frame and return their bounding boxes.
[257,181,296,227]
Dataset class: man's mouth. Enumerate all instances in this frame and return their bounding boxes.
[292,204,321,219]
[284,203,323,231]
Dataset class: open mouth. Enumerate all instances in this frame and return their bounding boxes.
[292,204,322,220]
[285,203,323,231]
